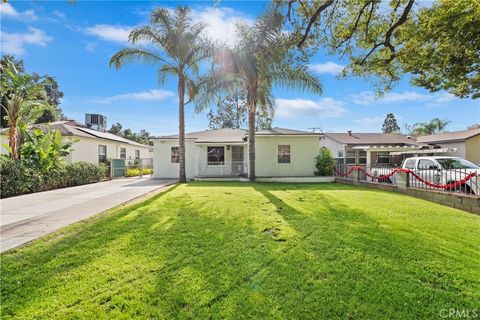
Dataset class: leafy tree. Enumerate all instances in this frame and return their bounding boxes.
[382,113,400,133]
[0,58,49,160]
[315,147,335,176]
[197,10,322,181]
[278,0,480,99]
[110,6,212,183]
[405,118,451,136]
[1,56,65,126]
[107,122,123,135]
[107,122,150,145]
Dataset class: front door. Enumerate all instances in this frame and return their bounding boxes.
[231,146,244,176]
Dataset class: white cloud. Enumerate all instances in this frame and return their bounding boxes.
[276,98,347,119]
[85,24,133,44]
[309,62,344,75]
[90,89,175,104]
[353,116,383,125]
[350,90,462,107]
[52,10,66,20]
[0,28,52,55]
[0,2,37,21]
[190,7,253,46]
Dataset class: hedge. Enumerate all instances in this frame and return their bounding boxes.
[0,158,108,198]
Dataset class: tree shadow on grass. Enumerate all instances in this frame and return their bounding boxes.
[0,185,180,318]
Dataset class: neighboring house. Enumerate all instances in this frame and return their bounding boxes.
[152,128,322,180]
[320,131,424,167]
[416,125,480,164]
[1,120,150,164]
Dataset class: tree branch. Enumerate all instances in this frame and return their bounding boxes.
[297,0,334,47]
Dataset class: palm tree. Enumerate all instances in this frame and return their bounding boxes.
[196,11,323,181]
[409,118,451,136]
[110,6,212,183]
[0,58,48,160]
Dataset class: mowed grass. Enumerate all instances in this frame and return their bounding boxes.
[1,182,480,319]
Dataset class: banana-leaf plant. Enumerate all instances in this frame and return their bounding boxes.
[19,128,74,172]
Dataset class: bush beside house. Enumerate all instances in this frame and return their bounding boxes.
[126,168,153,177]
[315,147,335,176]
[0,158,108,198]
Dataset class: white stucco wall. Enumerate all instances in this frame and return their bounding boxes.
[153,139,196,179]
[319,136,345,158]
[428,141,466,158]
[255,136,319,177]
[69,136,150,163]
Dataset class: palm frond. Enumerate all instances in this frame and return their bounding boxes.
[109,48,172,70]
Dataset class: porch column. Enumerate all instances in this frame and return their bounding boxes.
[366,150,372,167]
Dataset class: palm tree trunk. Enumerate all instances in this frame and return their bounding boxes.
[8,97,20,161]
[178,74,187,183]
[8,123,18,161]
[248,101,256,182]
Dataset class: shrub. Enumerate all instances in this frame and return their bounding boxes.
[0,158,109,198]
[65,162,108,186]
[126,168,153,177]
[315,147,336,176]
[0,157,44,197]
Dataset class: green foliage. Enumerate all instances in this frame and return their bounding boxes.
[0,158,108,198]
[65,162,108,186]
[2,183,479,319]
[382,113,400,133]
[0,56,50,160]
[280,0,479,98]
[405,118,451,136]
[315,147,335,176]
[107,122,151,145]
[19,128,73,171]
[125,168,153,177]
[1,56,65,127]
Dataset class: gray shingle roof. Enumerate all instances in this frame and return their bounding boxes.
[155,127,320,143]
[324,132,418,145]
[416,127,480,143]
[32,120,148,147]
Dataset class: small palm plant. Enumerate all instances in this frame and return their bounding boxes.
[110,6,212,183]
[196,10,323,181]
[0,58,48,160]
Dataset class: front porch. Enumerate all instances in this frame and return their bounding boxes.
[194,143,248,178]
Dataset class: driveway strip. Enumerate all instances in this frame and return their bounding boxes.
[0,177,176,253]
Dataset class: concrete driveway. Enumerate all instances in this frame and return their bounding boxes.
[0,177,175,253]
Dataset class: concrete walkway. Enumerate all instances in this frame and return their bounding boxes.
[0,177,175,253]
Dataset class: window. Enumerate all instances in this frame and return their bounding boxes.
[171,147,179,163]
[135,149,140,159]
[358,151,367,165]
[337,150,344,158]
[418,159,438,170]
[404,158,416,170]
[346,150,356,165]
[377,152,390,164]
[278,145,291,163]
[98,145,107,163]
[120,148,126,159]
[207,146,225,165]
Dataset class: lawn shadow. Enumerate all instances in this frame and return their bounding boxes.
[1,184,180,317]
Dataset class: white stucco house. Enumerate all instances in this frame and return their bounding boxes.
[152,127,325,181]
[1,120,150,164]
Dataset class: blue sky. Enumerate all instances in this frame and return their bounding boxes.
[1,1,479,136]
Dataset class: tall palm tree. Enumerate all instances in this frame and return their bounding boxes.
[196,11,323,181]
[110,6,212,183]
[0,58,47,160]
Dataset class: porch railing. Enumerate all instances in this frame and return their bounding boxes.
[196,161,247,177]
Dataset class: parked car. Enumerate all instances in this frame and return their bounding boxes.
[370,156,479,194]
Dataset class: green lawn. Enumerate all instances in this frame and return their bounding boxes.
[2,182,479,319]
